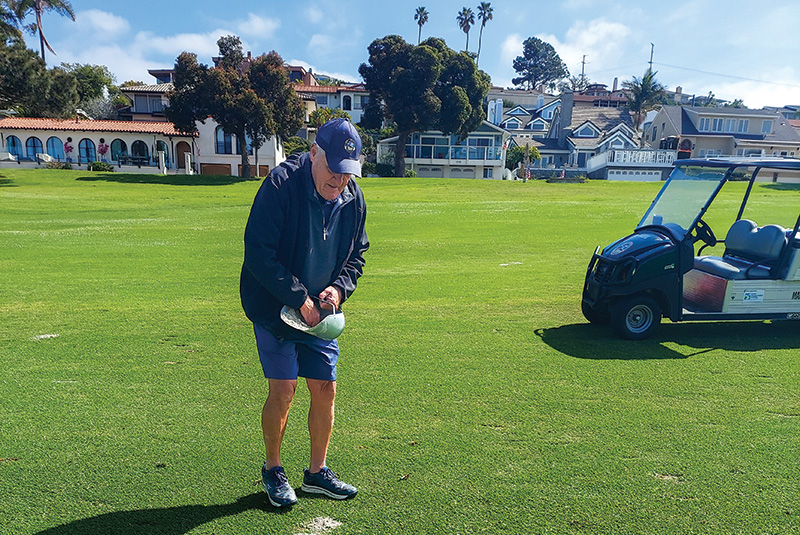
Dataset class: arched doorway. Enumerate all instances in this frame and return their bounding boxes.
[175,141,191,169]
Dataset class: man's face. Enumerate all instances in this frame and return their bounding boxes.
[310,144,352,201]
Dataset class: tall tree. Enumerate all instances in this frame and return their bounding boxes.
[622,68,666,144]
[15,0,75,61]
[512,36,568,90]
[414,6,428,45]
[1,0,22,41]
[476,2,492,65]
[359,35,490,177]
[0,39,77,116]
[456,7,474,52]
[166,37,303,179]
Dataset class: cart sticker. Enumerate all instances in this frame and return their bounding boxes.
[793,291,800,300]
[788,313,800,320]
[743,290,765,302]
[610,241,632,256]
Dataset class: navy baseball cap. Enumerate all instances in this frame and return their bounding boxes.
[315,118,362,177]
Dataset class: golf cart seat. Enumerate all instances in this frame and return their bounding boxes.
[694,219,788,280]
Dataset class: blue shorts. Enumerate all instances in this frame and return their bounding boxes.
[253,323,339,381]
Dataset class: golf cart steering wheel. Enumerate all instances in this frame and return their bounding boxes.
[693,218,717,248]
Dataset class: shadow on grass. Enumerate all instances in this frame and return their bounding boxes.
[32,494,286,535]
[75,173,256,186]
[762,183,800,192]
[0,178,15,187]
[536,320,799,360]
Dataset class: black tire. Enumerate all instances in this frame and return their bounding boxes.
[582,300,610,325]
[611,295,661,340]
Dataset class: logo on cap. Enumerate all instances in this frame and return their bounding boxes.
[344,138,356,154]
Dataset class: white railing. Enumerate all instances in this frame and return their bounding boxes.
[586,149,677,172]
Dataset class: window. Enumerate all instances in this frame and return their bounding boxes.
[156,140,169,164]
[134,94,148,112]
[698,117,710,131]
[79,138,96,163]
[724,118,736,132]
[215,126,232,154]
[149,97,164,113]
[450,146,467,159]
[25,137,43,160]
[5,135,22,158]
[651,126,657,141]
[576,126,597,137]
[46,136,64,159]
[504,119,520,129]
[712,118,724,132]
[483,168,493,178]
[131,140,149,159]
[315,95,328,106]
[342,95,352,111]
[762,120,773,134]
[111,139,127,161]
[235,133,253,155]
[738,119,749,133]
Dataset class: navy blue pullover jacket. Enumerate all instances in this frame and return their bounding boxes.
[240,153,369,339]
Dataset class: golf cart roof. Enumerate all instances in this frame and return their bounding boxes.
[675,157,800,171]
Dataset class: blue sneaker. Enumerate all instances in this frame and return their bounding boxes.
[301,467,358,500]
[261,465,297,507]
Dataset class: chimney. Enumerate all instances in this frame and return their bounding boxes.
[559,92,574,146]
[612,77,618,92]
[675,86,683,104]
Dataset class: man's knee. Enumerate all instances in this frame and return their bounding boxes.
[268,379,298,407]
[307,379,336,403]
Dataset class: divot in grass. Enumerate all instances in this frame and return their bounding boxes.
[295,516,342,535]
[31,333,59,340]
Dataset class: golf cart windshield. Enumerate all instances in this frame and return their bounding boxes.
[637,165,727,238]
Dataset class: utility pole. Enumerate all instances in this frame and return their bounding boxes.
[580,55,587,82]
[649,43,654,72]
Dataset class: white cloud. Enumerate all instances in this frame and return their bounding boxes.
[500,33,523,65]
[305,7,325,24]
[237,14,280,38]
[134,29,231,58]
[288,58,359,84]
[539,19,634,80]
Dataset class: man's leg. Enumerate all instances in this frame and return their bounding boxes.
[263,378,298,470]
[306,378,336,473]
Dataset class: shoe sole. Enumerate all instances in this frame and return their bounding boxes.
[301,483,356,500]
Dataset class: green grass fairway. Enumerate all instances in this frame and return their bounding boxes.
[1,168,798,535]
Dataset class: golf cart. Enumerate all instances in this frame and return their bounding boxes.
[582,157,800,340]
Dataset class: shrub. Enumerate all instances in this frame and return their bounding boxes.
[404,168,417,178]
[361,161,377,176]
[376,163,394,177]
[88,161,115,172]
[46,161,72,170]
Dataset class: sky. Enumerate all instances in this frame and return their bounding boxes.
[22,0,800,110]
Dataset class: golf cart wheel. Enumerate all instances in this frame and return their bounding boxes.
[582,300,610,325]
[612,295,661,340]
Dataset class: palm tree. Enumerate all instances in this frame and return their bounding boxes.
[622,68,667,146]
[16,0,75,61]
[476,2,493,65]
[414,6,428,45]
[456,7,474,52]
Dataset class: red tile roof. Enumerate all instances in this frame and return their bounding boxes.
[0,117,195,136]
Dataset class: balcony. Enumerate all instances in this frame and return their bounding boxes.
[586,149,677,173]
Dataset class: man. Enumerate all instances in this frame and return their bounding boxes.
[240,118,369,507]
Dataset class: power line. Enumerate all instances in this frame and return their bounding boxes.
[653,61,800,89]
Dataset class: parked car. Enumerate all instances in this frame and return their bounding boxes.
[582,157,800,339]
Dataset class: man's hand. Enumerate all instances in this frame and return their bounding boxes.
[300,297,321,326]
[318,286,342,311]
